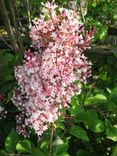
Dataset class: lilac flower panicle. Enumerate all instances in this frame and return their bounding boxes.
[12,1,94,137]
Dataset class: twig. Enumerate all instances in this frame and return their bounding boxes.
[49,126,54,156]
[0,36,13,50]
[78,0,85,23]
[0,0,19,52]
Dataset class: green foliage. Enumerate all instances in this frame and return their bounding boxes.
[31,148,45,156]
[112,146,117,156]
[16,139,32,153]
[85,94,107,104]
[69,125,89,141]
[5,128,18,153]
[75,110,105,133]
[85,17,108,42]
[0,51,15,94]
[35,0,43,5]
[53,137,69,156]
[54,143,68,155]
[0,150,7,156]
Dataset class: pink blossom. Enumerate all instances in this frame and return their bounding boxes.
[12,1,94,137]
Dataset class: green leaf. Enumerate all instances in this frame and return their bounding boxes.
[5,74,14,81]
[75,110,105,133]
[112,146,117,156]
[53,137,64,146]
[0,83,14,93]
[71,95,79,106]
[69,95,84,115]
[86,94,107,104]
[69,104,84,115]
[94,94,107,100]
[56,153,70,156]
[98,26,108,41]
[106,127,117,141]
[6,92,13,104]
[3,53,14,63]
[85,119,105,133]
[31,148,45,156]
[109,87,117,104]
[40,141,48,150]
[69,125,89,141]
[0,150,7,156]
[107,102,117,112]
[53,137,69,156]
[5,128,18,153]
[35,0,43,5]
[75,110,98,123]
[55,143,68,155]
[16,139,32,154]
[77,150,86,156]
[105,119,112,128]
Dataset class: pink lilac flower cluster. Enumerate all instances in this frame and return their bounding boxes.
[12,1,94,137]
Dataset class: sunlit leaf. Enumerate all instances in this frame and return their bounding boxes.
[106,127,117,141]
[16,139,32,153]
[5,128,18,153]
